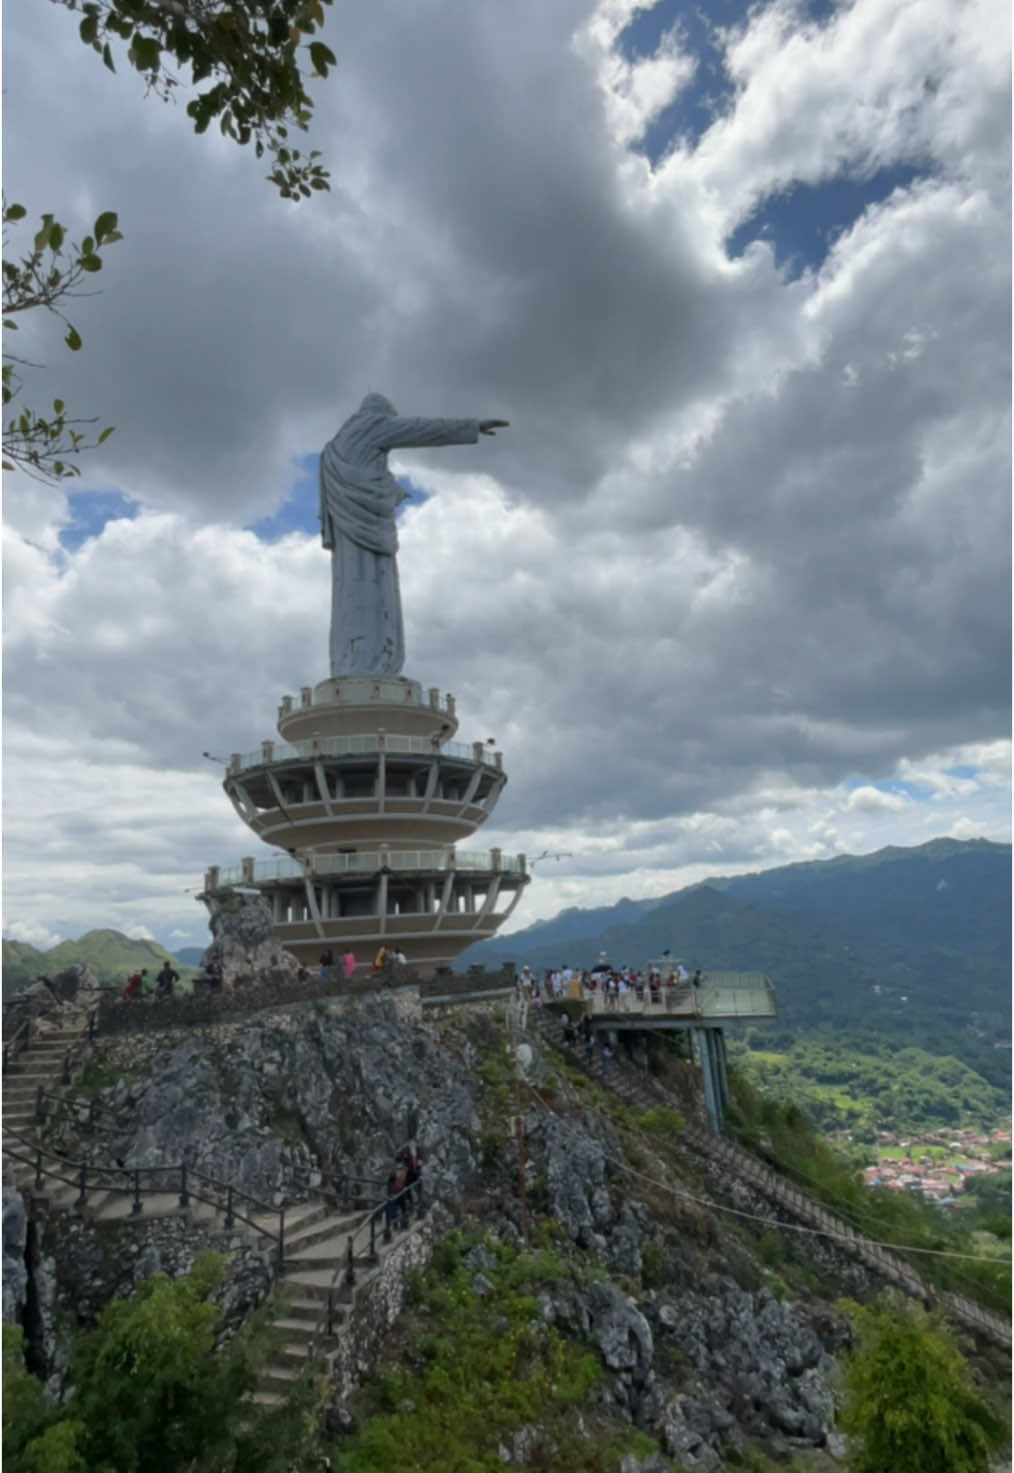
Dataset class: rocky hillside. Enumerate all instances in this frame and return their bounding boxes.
[4,990,1010,1472]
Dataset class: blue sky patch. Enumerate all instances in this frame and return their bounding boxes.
[247,463,431,543]
[726,164,926,276]
[59,490,139,552]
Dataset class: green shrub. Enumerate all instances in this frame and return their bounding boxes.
[640,1239,668,1290]
[839,1295,1008,1473]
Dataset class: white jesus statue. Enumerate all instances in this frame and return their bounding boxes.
[318,393,508,676]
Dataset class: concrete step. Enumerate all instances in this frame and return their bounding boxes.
[273,1314,325,1338]
[276,1209,368,1256]
[260,1364,304,1390]
[249,1389,287,1407]
[274,1293,334,1324]
[276,1340,314,1366]
[249,1199,326,1235]
[280,1267,347,1299]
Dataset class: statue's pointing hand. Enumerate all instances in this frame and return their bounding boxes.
[479,419,510,436]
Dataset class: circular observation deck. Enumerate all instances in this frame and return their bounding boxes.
[202,848,529,972]
[224,734,507,851]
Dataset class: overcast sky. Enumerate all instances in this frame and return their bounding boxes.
[3,0,1010,953]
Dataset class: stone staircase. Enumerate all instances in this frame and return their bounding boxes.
[525,1005,1013,1351]
[3,1024,86,1137]
[3,1032,425,1412]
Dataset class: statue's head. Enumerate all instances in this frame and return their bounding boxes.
[359,393,397,417]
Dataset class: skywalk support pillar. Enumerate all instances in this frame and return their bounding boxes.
[713,1027,729,1117]
[696,1026,724,1134]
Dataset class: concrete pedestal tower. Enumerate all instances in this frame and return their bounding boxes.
[202,395,528,974]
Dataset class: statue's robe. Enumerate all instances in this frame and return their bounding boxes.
[319,395,478,676]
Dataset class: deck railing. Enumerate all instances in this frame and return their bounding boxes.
[229,733,499,774]
[210,850,526,888]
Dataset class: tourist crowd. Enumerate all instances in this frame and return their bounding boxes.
[515,961,704,1006]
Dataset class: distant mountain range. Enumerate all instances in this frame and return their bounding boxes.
[2,929,201,998]
[458,838,1012,1088]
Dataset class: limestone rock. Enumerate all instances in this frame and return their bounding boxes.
[2,1188,27,1323]
[81,997,480,1206]
[201,890,300,991]
[589,1282,654,1374]
[49,964,101,1005]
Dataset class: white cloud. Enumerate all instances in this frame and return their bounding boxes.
[844,785,911,814]
[2,0,1008,948]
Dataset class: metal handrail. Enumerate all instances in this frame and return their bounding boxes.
[306,1176,425,1363]
[2,1016,33,1073]
[2,1125,288,1268]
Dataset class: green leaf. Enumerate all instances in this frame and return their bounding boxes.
[4,203,27,222]
[94,212,118,243]
[65,326,83,351]
[129,35,160,70]
[53,399,65,414]
[309,40,336,74]
[98,426,115,445]
[102,41,116,71]
[80,12,99,44]
[80,254,103,273]
[49,224,65,251]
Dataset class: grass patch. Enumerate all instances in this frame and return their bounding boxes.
[341,1229,650,1472]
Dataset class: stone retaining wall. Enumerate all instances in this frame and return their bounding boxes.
[327,1207,443,1400]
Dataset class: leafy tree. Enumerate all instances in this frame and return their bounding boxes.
[64,0,337,202]
[3,201,123,482]
[839,1296,1008,1473]
[3,1253,324,1473]
[6,0,338,480]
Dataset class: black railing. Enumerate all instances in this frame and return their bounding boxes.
[2,1016,33,1073]
[3,1126,288,1269]
[310,1176,425,1355]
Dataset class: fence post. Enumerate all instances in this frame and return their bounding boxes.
[76,1162,88,1208]
[326,1290,336,1337]
[178,1162,189,1209]
[35,1085,45,1123]
[383,1204,392,1245]
[368,1213,378,1265]
[224,1185,234,1229]
[131,1170,142,1216]
[345,1235,356,1287]
[35,1146,43,1190]
[277,1207,285,1272]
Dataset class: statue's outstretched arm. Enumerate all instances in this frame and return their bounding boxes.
[378,417,481,451]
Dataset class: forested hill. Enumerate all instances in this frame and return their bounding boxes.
[459,839,1012,1088]
[1,930,198,997]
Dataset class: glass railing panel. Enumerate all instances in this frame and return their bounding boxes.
[229,732,500,775]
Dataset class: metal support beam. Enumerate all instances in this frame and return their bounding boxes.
[714,1027,729,1117]
[474,875,502,926]
[303,878,325,939]
[313,761,334,814]
[696,1026,722,1134]
[461,763,484,807]
[434,869,455,930]
[421,759,439,812]
[377,872,389,933]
